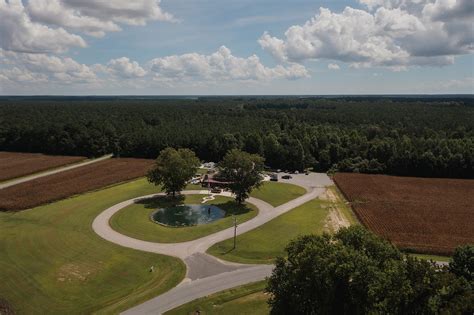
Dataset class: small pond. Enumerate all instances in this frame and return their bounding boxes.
[151,204,225,227]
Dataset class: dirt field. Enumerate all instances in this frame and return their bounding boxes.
[0,158,154,211]
[0,298,14,315]
[0,152,86,182]
[321,188,351,233]
[333,173,474,255]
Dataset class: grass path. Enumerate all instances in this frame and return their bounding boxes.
[250,181,306,207]
[0,178,185,315]
[208,198,330,264]
[165,281,269,315]
[109,195,258,243]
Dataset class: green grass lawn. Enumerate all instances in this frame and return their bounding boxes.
[165,281,269,315]
[409,253,451,262]
[208,198,330,264]
[109,195,258,243]
[0,178,185,315]
[249,181,306,207]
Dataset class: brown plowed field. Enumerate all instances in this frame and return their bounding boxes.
[0,152,86,181]
[0,298,15,315]
[333,173,474,255]
[0,158,154,211]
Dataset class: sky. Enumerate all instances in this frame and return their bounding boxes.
[0,0,473,95]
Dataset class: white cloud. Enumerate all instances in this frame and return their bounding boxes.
[27,0,121,37]
[328,63,340,70]
[0,0,86,53]
[259,0,473,69]
[103,57,147,78]
[149,46,309,82]
[0,50,97,84]
[0,46,309,93]
[27,0,175,37]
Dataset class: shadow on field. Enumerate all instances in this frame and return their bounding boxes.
[135,195,185,209]
[134,195,253,217]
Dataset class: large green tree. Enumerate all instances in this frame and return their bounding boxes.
[267,226,474,315]
[147,147,200,197]
[450,244,474,285]
[219,149,264,204]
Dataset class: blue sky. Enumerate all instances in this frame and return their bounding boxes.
[0,0,472,94]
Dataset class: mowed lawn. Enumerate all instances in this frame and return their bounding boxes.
[110,195,258,243]
[165,281,269,315]
[208,198,330,264]
[250,181,306,206]
[0,178,185,315]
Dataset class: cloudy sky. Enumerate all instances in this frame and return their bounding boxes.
[0,0,472,95]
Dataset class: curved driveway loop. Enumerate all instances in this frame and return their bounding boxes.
[91,173,332,314]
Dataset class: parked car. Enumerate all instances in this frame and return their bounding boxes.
[211,187,222,193]
[282,175,292,179]
[269,173,278,181]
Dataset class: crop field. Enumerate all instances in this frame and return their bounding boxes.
[0,152,86,181]
[0,158,154,211]
[333,173,474,255]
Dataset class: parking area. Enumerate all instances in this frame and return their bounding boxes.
[275,172,333,190]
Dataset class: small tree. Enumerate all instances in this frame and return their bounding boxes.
[147,147,200,197]
[219,149,264,204]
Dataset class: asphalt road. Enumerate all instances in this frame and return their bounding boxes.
[123,265,274,315]
[91,173,332,314]
[92,173,449,314]
[0,154,113,190]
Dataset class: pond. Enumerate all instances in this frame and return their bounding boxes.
[151,204,225,227]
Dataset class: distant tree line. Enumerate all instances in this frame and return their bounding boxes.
[0,97,472,178]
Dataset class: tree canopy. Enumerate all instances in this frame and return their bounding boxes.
[267,226,474,315]
[219,149,264,204]
[0,96,472,178]
[147,147,200,196]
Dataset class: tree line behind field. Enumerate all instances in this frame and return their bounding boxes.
[0,97,472,178]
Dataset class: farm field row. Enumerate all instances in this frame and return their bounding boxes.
[333,173,474,255]
[0,158,154,211]
[0,178,184,314]
[0,151,86,182]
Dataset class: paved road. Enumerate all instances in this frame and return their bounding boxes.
[0,154,113,190]
[91,173,332,314]
[124,265,274,315]
[93,189,326,260]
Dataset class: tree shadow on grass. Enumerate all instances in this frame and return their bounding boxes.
[218,201,253,217]
[136,196,253,216]
[135,195,185,209]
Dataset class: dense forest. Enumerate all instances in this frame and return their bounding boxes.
[0,96,473,178]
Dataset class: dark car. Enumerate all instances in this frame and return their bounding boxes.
[282,175,292,179]
[211,187,222,193]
